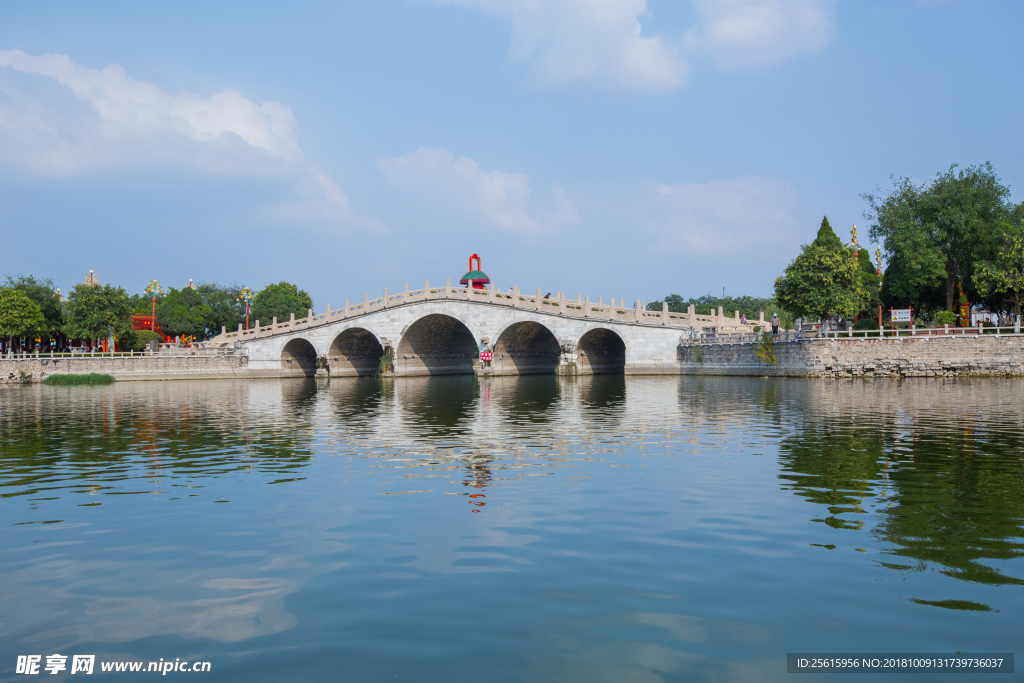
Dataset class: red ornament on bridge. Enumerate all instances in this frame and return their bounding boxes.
[460,253,491,290]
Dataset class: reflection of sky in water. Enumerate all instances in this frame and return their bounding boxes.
[1,377,1022,681]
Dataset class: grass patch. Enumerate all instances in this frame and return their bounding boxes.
[42,373,115,386]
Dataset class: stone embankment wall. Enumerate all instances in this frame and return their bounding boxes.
[0,353,255,383]
[678,335,1024,377]
[6,335,1023,382]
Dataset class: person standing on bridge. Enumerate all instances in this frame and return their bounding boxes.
[771,313,780,336]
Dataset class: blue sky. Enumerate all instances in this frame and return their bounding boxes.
[2,0,1021,308]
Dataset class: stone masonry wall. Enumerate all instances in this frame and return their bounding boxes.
[0,354,252,383]
[678,335,1024,377]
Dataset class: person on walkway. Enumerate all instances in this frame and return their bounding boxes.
[771,313,780,336]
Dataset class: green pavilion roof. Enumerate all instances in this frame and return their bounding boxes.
[459,270,491,284]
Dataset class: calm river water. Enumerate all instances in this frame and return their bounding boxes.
[1,377,1022,681]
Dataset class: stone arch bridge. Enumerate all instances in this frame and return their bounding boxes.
[210,282,759,377]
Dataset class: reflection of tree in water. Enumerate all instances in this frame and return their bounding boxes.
[0,383,315,499]
[778,425,885,531]
[247,379,318,479]
[778,401,1024,586]
[877,425,1024,586]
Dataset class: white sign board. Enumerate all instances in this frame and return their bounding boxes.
[891,309,912,323]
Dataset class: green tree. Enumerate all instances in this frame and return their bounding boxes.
[251,281,313,325]
[853,248,882,319]
[864,163,1011,312]
[878,252,946,314]
[3,275,63,337]
[774,217,867,321]
[197,282,245,337]
[157,287,212,339]
[647,294,774,318]
[0,289,47,350]
[63,283,134,345]
[129,291,164,316]
[974,212,1024,319]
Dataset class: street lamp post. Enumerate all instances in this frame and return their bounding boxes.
[238,287,254,331]
[145,280,164,336]
[876,248,883,330]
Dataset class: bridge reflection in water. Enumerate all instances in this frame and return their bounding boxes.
[2,375,1023,669]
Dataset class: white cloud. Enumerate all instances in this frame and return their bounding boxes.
[378,146,577,233]
[685,0,835,69]
[430,0,687,90]
[428,0,836,88]
[653,175,799,250]
[0,49,354,224]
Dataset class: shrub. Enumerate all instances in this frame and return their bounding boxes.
[377,348,395,376]
[42,373,115,386]
[853,318,879,330]
[753,331,776,365]
[129,329,164,351]
[933,311,957,326]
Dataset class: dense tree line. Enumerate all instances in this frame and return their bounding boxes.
[646,293,793,328]
[865,163,1023,319]
[0,276,314,351]
[768,163,1022,327]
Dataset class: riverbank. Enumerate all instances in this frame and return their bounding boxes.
[678,334,1024,377]
[5,334,1024,381]
[0,350,255,383]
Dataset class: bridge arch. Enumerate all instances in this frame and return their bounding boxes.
[576,327,626,375]
[492,320,560,375]
[396,313,478,376]
[328,327,384,377]
[281,337,318,377]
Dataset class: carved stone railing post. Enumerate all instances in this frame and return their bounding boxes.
[383,288,389,308]
[662,301,668,325]
[425,280,430,299]
[255,320,261,337]
[445,278,451,298]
